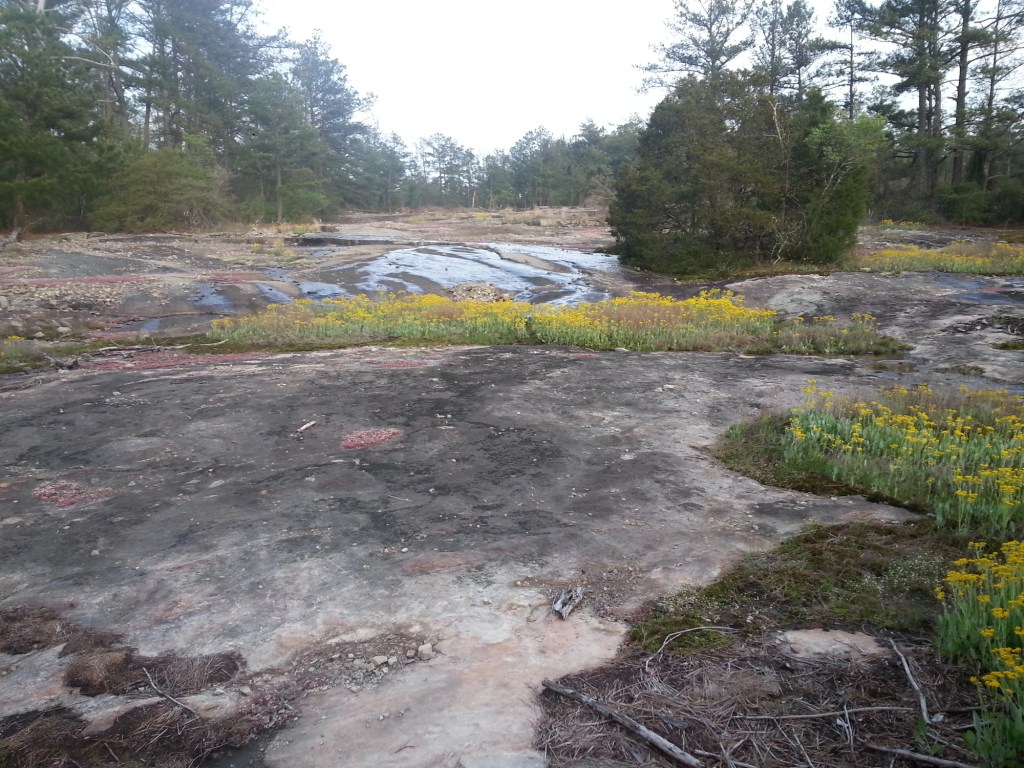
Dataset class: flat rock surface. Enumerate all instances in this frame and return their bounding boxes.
[1,345,916,766]
[1,220,1023,766]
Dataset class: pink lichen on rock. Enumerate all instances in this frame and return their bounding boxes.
[33,481,114,508]
[84,351,265,372]
[364,359,426,369]
[341,428,402,449]
[6,275,154,286]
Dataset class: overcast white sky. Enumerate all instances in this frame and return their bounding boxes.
[257,1,838,157]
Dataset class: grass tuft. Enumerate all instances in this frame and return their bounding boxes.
[205,291,904,356]
[855,241,1024,274]
[631,522,958,655]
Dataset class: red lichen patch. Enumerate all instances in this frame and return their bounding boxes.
[186,352,267,366]
[196,271,265,282]
[86,331,146,342]
[340,428,402,449]
[2,275,155,286]
[83,351,266,372]
[362,359,427,369]
[0,266,24,276]
[33,481,114,509]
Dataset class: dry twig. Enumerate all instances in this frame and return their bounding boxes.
[734,705,914,721]
[644,626,738,671]
[890,638,931,725]
[143,667,199,718]
[863,741,979,768]
[542,678,703,767]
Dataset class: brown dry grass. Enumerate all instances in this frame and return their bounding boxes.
[64,649,244,696]
[536,640,974,767]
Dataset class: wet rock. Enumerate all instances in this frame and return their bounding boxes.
[417,643,434,661]
[449,283,511,302]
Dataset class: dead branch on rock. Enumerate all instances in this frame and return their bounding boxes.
[1,228,21,251]
[735,705,915,721]
[863,741,979,768]
[890,637,932,725]
[552,586,585,619]
[541,678,703,767]
[143,667,199,718]
[644,626,738,671]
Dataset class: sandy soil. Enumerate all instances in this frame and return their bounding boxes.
[1,212,1023,768]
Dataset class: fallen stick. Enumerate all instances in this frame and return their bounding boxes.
[541,678,702,768]
[736,705,914,721]
[0,228,20,251]
[295,420,317,435]
[889,637,931,725]
[863,741,979,768]
[692,753,757,768]
[143,667,199,718]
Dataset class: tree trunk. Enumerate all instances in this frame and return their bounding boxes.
[847,24,855,120]
[951,0,971,186]
[275,156,283,224]
[917,86,930,196]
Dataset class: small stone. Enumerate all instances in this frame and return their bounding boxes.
[405,649,416,659]
[90,549,99,556]
[56,326,72,334]
[387,656,398,665]
[417,643,434,661]
[238,685,252,696]
[371,655,388,668]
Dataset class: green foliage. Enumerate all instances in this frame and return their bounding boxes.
[632,522,955,652]
[609,77,885,274]
[940,185,993,226]
[91,150,229,232]
[936,542,1024,767]
[782,382,1024,539]
[207,291,901,356]
[0,4,107,229]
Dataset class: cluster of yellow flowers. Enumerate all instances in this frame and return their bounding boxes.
[786,383,1024,536]
[937,541,1024,760]
[210,290,781,351]
[857,242,1024,274]
[939,543,1024,698]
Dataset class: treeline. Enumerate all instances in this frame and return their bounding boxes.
[0,0,638,231]
[609,0,1024,273]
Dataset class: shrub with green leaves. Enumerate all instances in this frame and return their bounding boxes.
[92,149,229,232]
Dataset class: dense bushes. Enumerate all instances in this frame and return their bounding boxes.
[91,150,229,232]
[609,76,884,274]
